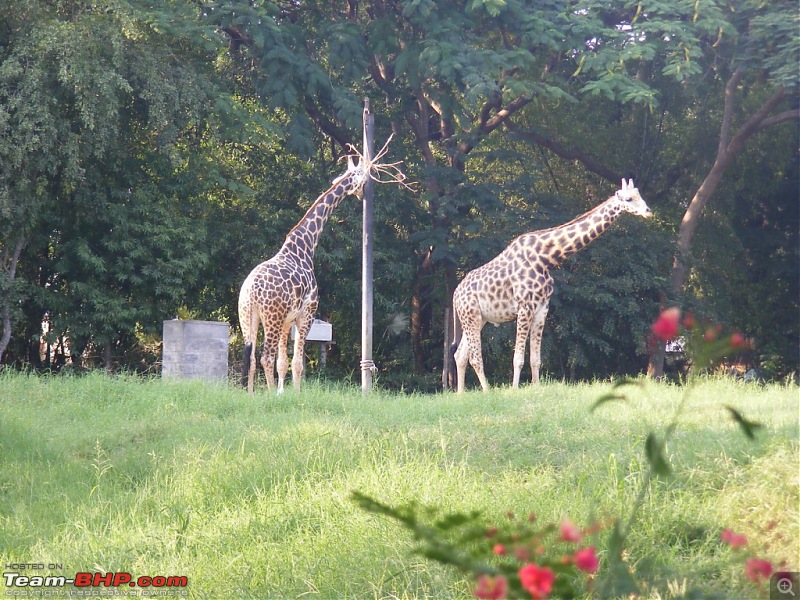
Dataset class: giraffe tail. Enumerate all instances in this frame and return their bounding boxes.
[241,342,253,388]
[447,307,462,389]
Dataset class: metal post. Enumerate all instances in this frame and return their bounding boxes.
[361,98,375,392]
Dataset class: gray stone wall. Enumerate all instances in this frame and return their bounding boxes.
[162,320,229,381]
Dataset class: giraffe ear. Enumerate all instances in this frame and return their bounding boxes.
[347,156,355,171]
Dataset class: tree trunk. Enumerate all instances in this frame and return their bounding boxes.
[0,234,26,364]
[103,341,113,373]
[411,245,435,373]
[647,74,798,377]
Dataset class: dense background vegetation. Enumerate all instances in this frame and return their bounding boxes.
[1,0,797,389]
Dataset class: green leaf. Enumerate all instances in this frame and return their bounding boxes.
[612,377,644,390]
[645,433,671,477]
[590,393,628,412]
[434,511,480,531]
[724,405,763,441]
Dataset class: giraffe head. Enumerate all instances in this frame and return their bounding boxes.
[614,179,652,218]
[331,156,370,200]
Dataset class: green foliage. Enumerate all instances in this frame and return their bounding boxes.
[0,0,259,366]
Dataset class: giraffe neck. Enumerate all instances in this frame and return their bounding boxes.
[533,196,624,266]
[280,180,351,266]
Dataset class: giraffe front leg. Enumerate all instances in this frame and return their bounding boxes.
[513,307,534,388]
[529,301,550,384]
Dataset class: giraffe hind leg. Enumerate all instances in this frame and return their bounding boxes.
[457,319,489,393]
[275,322,293,394]
[291,310,315,391]
[261,345,277,391]
[513,307,533,388]
[529,302,550,384]
[241,306,260,394]
[242,342,253,389]
[454,337,470,393]
[260,322,279,392]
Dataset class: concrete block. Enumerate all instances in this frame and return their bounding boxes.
[162,320,229,382]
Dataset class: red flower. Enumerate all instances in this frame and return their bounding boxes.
[744,558,773,582]
[518,564,555,599]
[730,332,747,348]
[721,529,748,550]
[574,546,599,573]
[560,519,583,543]
[704,324,722,342]
[652,308,681,341]
[474,574,508,600]
[493,543,507,556]
[682,313,696,330]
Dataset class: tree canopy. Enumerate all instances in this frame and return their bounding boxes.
[1,0,797,385]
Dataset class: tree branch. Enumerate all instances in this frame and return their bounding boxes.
[507,123,622,183]
[304,100,351,150]
[726,86,789,155]
[756,109,800,131]
[670,84,798,297]
[456,94,533,156]
[718,69,743,154]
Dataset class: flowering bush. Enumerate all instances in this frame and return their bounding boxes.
[354,308,769,599]
[351,492,604,598]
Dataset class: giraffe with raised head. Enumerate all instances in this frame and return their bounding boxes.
[239,157,369,394]
[451,179,652,393]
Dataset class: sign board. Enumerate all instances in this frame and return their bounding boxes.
[290,319,333,343]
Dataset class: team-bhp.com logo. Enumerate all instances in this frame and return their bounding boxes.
[4,568,188,596]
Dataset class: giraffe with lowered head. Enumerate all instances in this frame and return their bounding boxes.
[451,179,652,393]
[239,156,369,394]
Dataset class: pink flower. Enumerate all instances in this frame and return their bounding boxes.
[518,564,555,599]
[652,308,681,341]
[744,558,773,582]
[560,519,583,543]
[474,574,508,600]
[493,543,506,556]
[574,546,599,573]
[721,529,748,550]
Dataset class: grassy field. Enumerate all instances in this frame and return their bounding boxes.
[0,372,797,599]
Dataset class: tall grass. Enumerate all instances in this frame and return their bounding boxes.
[0,372,797,598]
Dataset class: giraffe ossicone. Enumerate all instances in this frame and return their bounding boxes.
[451,179,652,393]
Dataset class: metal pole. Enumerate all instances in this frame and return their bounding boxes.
[361,98,375,392]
